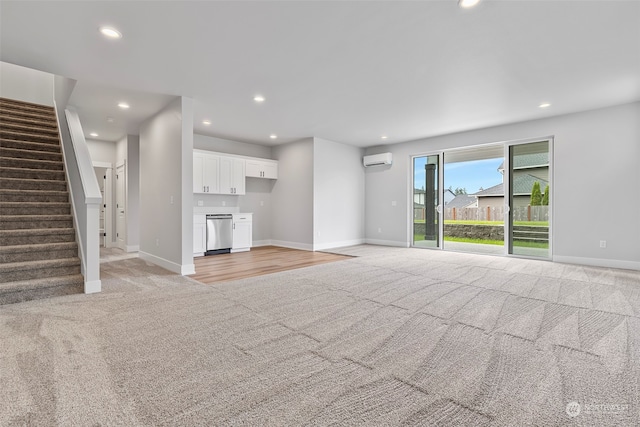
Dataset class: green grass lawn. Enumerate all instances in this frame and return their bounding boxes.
[413,235,549,249]
[414,220,549,227]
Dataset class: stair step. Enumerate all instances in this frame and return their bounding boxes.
[0,228,76,245]
[0,113,58,129]
[0,274,84,305]
[0,121,59,136]
[0,156,63,171]
[0,177,67,191]
[0,138,62,153]
[0,166,65,181]
[0,257,81,284]
[0,146,62,162]
[0,189,69,203]
[0,202,71,216]
[0,129,60,144]
[0,214,73,230]
[0,107,56,122]
[0,242,78,263]
[0,98,55,115]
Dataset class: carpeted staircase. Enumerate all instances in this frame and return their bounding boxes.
[0,97,83,304]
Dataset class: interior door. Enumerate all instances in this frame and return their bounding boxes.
[116,162,126,250]
[413,154,441,248]
[507,140,551,258]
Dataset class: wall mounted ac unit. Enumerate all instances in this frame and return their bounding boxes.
[363,152,392,167]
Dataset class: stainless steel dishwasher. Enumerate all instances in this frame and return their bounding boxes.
[206,214,233,255]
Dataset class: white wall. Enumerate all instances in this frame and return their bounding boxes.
[271,138,314,250]
[126,135,140,250]
[0,61,53,106]
[86,139,116,165]
[194,134,272,159]
[313,138,365,250]
[364,102,640,269]
[139,97,194,274]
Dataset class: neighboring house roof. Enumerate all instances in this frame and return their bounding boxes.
[498,152,549,171]
[445,194,477,209]
[473,174,548,197]
[473,183,504,197]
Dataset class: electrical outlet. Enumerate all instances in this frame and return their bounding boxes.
[156,238,160,247]
[260,201,264,206]
[170,195,174,205]
[222,201,226,207]
[197,200,203,207]
[391,201,397,206]
[599,240,606,248]
[378,227,382,233]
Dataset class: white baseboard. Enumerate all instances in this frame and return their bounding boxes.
[181,264,196,275]
[252,240,272,247]
[139,251,193,275]
[270,240,314,251]
[231,247,250,253]
[126,245,139,253]
[314,239,366,251]
[553,255,640,271]
[84,279,101,294]
[365,238,410,248]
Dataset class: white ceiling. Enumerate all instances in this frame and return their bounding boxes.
[1,1,639,147]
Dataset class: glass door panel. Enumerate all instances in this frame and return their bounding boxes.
[442,145,505,255]
[413,155,440,248]
[508,141,551,258]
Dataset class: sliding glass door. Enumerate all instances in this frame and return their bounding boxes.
[411,139,552,260]
[413,155,441,248]
[507,140,551,258]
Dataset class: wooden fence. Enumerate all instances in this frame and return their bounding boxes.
[414,206,549,222]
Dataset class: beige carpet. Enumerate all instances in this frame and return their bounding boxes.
[1,245,639,425]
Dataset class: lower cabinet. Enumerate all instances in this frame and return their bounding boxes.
[232,213,252,252]
[193,214,206,256]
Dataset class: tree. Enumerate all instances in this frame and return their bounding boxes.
[530,181,542,206]
[454,187,467,195]
[542,185,549,206]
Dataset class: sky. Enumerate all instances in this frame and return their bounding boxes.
[413,157,504,194]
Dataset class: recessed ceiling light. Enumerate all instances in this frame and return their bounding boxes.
[253,95,265,103]
[269,134,278,139]
[118,102,130,109]
[381,135,388,140]
[89,132,98,137]
[106,117,114,123]
[458,0,480,8]
[99,26,122,39]
[202,120,211,125]
[539,103,551,108]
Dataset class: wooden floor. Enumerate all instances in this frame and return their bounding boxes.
[189,245,353,285]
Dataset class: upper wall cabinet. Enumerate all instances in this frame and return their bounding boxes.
[193,151,219,193]
[219,156,245,195]
[246,158,278,179]
[193,149,278,195]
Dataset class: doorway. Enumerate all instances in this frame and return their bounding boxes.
[93,163,112,248]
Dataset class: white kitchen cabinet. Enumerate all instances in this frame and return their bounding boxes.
[219,156,245,195]
[231,213,252,252]
[193,151,219,194]
[245,159,278,179]
[193,214,207,256]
